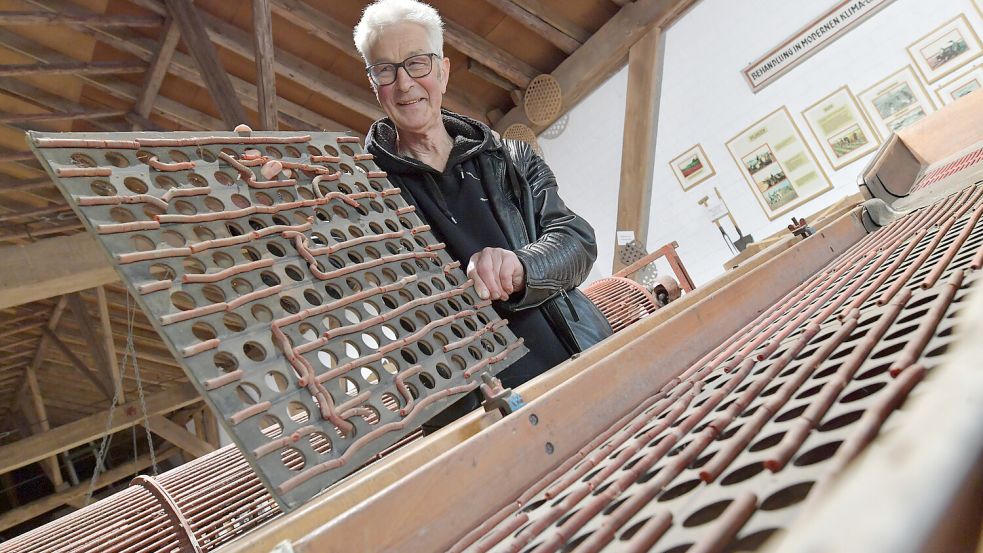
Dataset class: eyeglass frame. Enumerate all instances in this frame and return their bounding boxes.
[365,53,440,86]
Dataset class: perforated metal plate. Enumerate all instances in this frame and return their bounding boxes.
[29,130,527,511]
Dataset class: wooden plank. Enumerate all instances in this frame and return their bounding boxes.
[484,0,581,54]
[163,0,249,127]
[0,110,126,123]
[0,447,178,532]
[467,59,516,94]
[0,233,117,310]
[225,210,869,553]
[133,16,180,121]
[251,0,277,130]
[0,382,199,475]
[443,19,538,88]
[95,286,123,403]
[0,61,145,76]
[0,77,127,132]
[41,326,113,399]
[144,414,215,458]
[0,176,51,194]
[494,0,685,133]
[0,11,162,27]
[612,26,663,272]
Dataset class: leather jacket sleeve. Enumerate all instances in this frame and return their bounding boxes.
[502,139,599,310]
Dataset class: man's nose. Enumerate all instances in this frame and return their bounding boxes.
[394,66,414,90]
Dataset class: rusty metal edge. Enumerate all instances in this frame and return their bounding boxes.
[217,207,867,553]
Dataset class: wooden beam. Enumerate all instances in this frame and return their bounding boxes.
[21,367,63,489]
[0,446,178,532]
[0,61,145,77]
[41,326,113,399]
[0,221,85,243]
[20,0,347,131]
[0,110,126,123]
[508,0,591,43]
[0,150,35,162]
[0,27,223,130]
[0,11,163,27]
[467,59,517,94]
[0,204,72,223]
[443,19,538,88]
[144,414,215,458]
[66,292,116,395]
[132,16,180,122]
[0,233,117,310]
[0,176,51,194]
[484,0,581,54]
[95,287,123,403]
[613,26,663,272]
[163,0,249,127]
[251,0,277,130]
[0,76,127,132]
[494,0,684,133]
[0,382,200,475]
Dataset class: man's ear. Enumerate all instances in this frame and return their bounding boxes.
[439,56,450,94]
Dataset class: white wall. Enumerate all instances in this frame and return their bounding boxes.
[541,0,983,286]
[539,67,628,284]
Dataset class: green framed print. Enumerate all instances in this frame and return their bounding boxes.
[858,66,937,139]
[669,144,716,191]
[907,14,983,83]
[802,86,881,170]
[935,64,983,105]
[726,107,833,220]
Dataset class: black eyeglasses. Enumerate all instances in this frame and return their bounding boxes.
[366,53,437,86]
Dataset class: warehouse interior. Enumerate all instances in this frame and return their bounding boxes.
[0,0,981,552]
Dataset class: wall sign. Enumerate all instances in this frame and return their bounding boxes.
[742,0,897,92]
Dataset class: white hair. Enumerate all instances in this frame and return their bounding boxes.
[353,0,444,62]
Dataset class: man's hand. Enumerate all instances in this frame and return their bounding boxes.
[467,247,525,301]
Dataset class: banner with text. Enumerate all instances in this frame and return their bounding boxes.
[742,0,897,92]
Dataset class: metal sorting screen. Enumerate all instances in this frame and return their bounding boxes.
[448,181,983,551]
[28,130,526,510]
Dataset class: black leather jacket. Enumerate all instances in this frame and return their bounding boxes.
[366,112,612,355]
[478,134,613,354]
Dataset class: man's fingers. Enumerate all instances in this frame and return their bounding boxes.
[478,250,504,300]
[499,255,516,296]
[467,254,490,300]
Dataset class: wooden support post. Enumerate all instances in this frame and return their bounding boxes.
[132,16,181,126]
[95,287,123,403]
[613,26,664,273]
[163,0,249,127]
[143,414,215,459]
[252,0,278,130]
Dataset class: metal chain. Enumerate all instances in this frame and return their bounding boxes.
[127,291,158,476]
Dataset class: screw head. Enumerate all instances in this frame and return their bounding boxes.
[545,442,554,455]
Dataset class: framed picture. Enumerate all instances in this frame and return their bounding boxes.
[726,106,833,220]
[906,14,983,83]
[669,144,716,191]
[935,64,983,105]
[858,66,937,139]
[802,86,881,170]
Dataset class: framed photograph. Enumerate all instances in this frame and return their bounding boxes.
[935,64,983,105]
[858,66,937,139]
[726,106,833,220]
[669,144,716,191]
[802,86,881,170]
[907,14,983,83]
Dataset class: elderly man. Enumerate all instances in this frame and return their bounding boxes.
[353,0,611,429]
